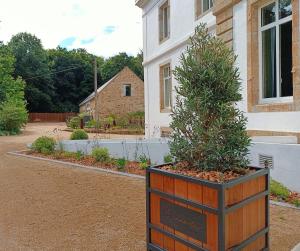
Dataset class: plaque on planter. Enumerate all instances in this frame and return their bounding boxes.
[160,198,207,242]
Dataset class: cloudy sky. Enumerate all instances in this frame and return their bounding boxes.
[0,0,142,57]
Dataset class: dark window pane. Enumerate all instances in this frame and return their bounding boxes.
[203,0,210,12]
[280,21,293,97]
[261,3,276,26]
[279,0,292,19]
[125,85,131,96]
[262,27,277,98]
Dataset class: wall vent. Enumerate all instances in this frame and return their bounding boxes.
[259,154,274,169]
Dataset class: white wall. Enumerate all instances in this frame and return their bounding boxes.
[142,0,216,137]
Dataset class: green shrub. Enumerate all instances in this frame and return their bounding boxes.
[85,119,99,128]
[32,136,56,154]
[270,180,290,200]
[0,100,28,135]
[139,154,150,169]
[169,24,250,171]
[116,116,129,128]
[70,129,88,140]
[164,154,173,163]
[116,158,127,170]
[67,116,81,129]
[75,150,84,160]
[293,199,300,207]
[92,147,110,162]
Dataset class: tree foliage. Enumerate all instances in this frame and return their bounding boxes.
[169,25,251,171]
[0,43,28,135]
[8,32,55,112]
[4,32,143,113]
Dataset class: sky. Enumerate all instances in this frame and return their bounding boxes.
[0,0,143,58]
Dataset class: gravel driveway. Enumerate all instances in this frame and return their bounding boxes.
[0,123,299,250]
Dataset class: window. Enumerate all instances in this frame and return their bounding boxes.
[259,0,293,101]
[195,0,213,18]
[123,84,132,97]
[160,64,172,110]
[159,1,170,42]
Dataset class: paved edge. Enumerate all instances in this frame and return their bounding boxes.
[7,151,145,180]
[270,200,300,211]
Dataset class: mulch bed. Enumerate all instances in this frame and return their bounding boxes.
[160,162,254,183]
[24,151,146,176]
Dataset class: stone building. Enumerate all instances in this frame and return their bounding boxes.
[79,67,144,117]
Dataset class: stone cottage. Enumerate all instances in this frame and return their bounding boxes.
[79,67,144,118]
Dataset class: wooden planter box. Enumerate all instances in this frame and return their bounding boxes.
[146,165,269,251]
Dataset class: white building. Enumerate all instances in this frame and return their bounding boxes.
[136,0,300,191]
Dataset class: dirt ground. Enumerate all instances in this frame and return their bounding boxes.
[0,123,299,250]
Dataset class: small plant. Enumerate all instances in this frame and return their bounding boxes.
[270,180,289,200]
[75,150,84,160]
[164,154,173,163]
[116,116,129,128]
[116,158,127,170]
[92,147,110,162]
[70,129,88,140]
[67,116,81,129]
[139,154,150,169]
[293,199,300,208]
[32,136,56,154]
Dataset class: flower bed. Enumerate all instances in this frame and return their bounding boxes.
[270,180,300,207]
[25,150,146,176]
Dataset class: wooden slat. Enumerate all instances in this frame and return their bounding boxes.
[187,182,203,251]
[174,178,189,251]
[150,173,164,248]
[225,174,267,250]
[202,186,218,251]
[163,176,175,251]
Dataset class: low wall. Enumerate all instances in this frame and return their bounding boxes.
[61,138,170,165]
[60,139,300,192]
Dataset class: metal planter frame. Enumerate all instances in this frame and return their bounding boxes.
[146,164,270,251]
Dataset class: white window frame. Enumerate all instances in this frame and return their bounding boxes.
[123,84,132,97]
[258,0,293,104]
[159,0,170,43]
[163,64,172,109]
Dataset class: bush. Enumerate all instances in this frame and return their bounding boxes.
[270,180,289,200]
[115,116,129,128]
[164,154,173,163]
[139,154,150,169]
[92,147,110,162]
[116,158,127,170]
[67,116,81,129]
[85,119,101,129]
[70,129,88,140]
[169,24,250,171]
[0,100,28,135]
[32,136,56,154]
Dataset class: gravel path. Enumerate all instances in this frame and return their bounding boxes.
[0,123,299,250]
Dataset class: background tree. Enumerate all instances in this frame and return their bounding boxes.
[8,32,54,112]
[47,47,104,112]
[170,25,251,171]
[0,43,28,135]
[100,52,144,83]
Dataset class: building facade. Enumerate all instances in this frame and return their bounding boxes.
[136,0,300,139]
[136,0,300,191]
[79,67,144,118]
